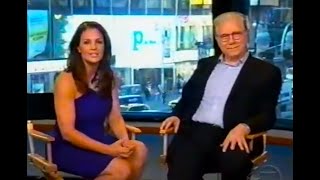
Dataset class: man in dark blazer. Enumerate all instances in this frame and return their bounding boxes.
[160,11,282,180]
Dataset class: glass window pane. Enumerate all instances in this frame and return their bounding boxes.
[27,59,67,93]
[28,0,49,10]
[27,0,292,130]
[94,0,111,14]
[190,0,211,15]
[28,72,54,93]
[27,9,51,61]
[52,0,71,14]
[130,0,146,15]
[27,2,214,115]
[112,0,129,15]
[175,17,213,52]
[42,15,212,111]
[163,0,175,15]
[178,0,190,15]
[73,0,91,14]
[249,0,293,122]
[51,0,72,59]
[52,15,69,59]
[147,0,161,15]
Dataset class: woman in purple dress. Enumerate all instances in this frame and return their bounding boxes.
[52,21,148,180]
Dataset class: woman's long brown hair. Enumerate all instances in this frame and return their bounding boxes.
[65,21,115,98]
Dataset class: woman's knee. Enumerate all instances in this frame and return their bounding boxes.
[133,140,148,157]
[101,158,131,179]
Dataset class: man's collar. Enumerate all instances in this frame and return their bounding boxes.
[218,52,250,66]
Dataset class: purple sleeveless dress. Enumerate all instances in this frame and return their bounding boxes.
[51,89,117,179]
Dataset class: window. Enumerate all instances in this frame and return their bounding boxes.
[249,0,293,128]
[73,0,91,14]
[112,0,129,15]
[190,0,212,15]
[175,16,213,51]
[27,3,214,113]
[94,0,111,14]
[178,0,190,15]
[52,0,71,14]
[28,0,49,10]
[27,9,51,61]
[130,0,145,15]
[27,0,292,130]
[163,0,175,15]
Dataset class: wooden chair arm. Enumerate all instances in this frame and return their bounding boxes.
[125,124,142,140]
[125,124,142,134]
[252,151,268,166]
[159,127,175,159]
[28,129,55,142]
[246,132,267,140]
[246,132,267,153]
[28,153,63,180]
[28,153,57,172]
[159,127,175,135]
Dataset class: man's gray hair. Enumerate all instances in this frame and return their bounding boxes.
[213,11,250,32]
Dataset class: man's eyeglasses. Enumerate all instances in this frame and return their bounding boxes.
[216,31,246,42]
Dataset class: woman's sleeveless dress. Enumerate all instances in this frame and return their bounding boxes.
[51,89,117,179]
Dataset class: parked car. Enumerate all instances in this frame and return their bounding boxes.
[119,84,143,96]
[119,95,144,105]
[168,97,180,109]
[120,103,151,112]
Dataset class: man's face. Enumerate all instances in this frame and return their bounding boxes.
[215,19,248,59]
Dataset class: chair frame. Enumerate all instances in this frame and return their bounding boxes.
[27,120,142,180]
[159,127,268,179]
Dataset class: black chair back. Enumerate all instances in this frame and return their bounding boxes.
[27,93,56,120]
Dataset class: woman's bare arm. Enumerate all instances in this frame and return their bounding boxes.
[54,72,113,155]
[108,84,129,140]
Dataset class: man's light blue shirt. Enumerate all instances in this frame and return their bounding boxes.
[192,53,249,128]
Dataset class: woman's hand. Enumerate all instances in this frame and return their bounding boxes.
[121,139,136,150]
[108,139,134,158]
